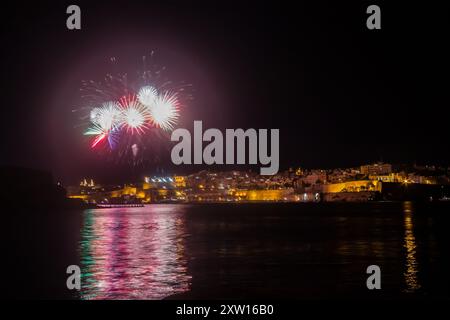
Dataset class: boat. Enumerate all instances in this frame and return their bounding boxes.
[96,203,144,208]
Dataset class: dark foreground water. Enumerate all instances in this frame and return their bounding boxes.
[4,202,450,299]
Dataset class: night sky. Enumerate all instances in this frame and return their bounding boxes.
[1,1,448,184]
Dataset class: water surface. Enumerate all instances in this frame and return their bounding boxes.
[75,202,450,299]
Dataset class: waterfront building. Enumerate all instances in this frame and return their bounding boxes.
[322,180,382,193]
[360,163,392,175]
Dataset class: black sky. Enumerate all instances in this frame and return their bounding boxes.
[1,1,449,184]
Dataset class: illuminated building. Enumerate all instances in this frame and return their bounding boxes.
[322,180,382,193]
[246,189,295,201]
[360,163,392,175]
[80,178,95,187]
[226,188,296,201]
[144,176,177,189]
[174,176,187,188]
[301,171,327,185]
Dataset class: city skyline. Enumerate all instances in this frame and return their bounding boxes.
[63,160,450,186]
[66,161,450,206]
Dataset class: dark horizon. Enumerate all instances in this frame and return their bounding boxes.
[1,1,449,185]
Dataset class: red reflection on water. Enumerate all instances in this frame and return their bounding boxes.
[79,205,191,299]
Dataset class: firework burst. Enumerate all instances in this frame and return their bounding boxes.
[118,95,151,134]
[84,101,121,149]
[137,85,158,107]
[148,91,180,131]
[78,53,192,164]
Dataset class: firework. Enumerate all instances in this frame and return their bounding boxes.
[148,91,180,131]
[84,101,121,149]
[119,95,151,134]
[137,85,158,107]
[79,54,192,163]
[90,107,102,122]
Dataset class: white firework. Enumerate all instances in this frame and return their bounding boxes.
[87,102,121,133]
[149,91,180,131]
[119,97,150,134]
[137,85,158,108]
[98,101,121,130]
[90,107,102,122]
[85,102,121,148]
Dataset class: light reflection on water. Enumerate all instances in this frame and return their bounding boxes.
[403,201,421,292]
[75,202,448,299]
[79,205,191,300]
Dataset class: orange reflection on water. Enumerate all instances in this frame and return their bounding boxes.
[403,201,421,293]
[79,205,192,299]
